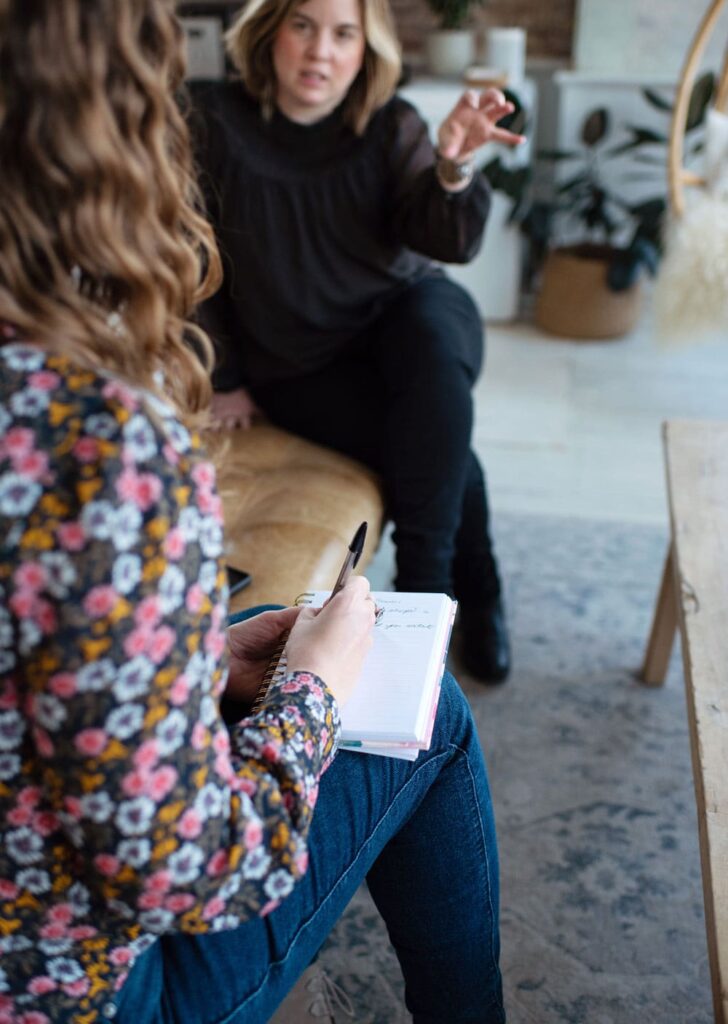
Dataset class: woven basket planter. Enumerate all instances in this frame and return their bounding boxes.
[535,244,642,340]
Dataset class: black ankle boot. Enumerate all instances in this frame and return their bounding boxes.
[458,597,511,683]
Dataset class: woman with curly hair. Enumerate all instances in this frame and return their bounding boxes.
[0,2,504,1022]
[191,0,526,684]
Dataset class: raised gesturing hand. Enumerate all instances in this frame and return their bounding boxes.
[437,87,525,163]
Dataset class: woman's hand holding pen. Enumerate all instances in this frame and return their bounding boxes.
[225,606,303,703]
[285,576,376,707]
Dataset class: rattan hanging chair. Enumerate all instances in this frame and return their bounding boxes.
[655,0,728,341]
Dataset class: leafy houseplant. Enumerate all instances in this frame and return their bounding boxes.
[483,72,714,339]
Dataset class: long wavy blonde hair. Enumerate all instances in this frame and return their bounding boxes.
[0,0,221,425]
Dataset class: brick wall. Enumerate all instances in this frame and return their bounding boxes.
[392,0,576,61]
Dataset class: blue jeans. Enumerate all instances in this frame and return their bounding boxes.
[112,609,504,1024]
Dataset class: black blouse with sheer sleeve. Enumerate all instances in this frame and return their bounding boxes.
[188,81,491,390]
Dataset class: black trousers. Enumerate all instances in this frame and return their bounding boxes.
[252,275,501,605]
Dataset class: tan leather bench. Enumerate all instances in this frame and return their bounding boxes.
[209,423,384,613]
[640,419,728,1024]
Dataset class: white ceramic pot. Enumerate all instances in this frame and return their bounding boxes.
[425,30,475,77]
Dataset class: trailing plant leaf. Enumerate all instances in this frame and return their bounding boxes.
[605,125,668,158]
[642,87,673,112]
[687,71,715,131]
[582,108,609,147]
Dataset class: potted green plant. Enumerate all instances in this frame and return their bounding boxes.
[489,72,715,339]
[423,0,486,76]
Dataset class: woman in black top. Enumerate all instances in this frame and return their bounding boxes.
[191,0,525,682]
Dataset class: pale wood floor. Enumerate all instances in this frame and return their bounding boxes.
[369,301,728,587]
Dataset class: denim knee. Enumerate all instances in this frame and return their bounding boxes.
[431,672,479,754]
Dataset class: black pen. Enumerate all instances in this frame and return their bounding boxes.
[330,521,368,600]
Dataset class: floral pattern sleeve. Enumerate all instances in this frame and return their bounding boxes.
[0,339,340,1022]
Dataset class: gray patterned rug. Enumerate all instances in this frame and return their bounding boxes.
[318,511,713,1023]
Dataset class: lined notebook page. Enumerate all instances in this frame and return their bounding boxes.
[306,591,454,744]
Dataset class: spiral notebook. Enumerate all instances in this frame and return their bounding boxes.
[258,592,457,761]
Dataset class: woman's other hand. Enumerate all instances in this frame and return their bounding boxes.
[225,606,303,703]
[210,387,260,431]
[285,576,376,707]
[437,88,526,163]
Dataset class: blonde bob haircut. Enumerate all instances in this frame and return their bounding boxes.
[225,0,402,135]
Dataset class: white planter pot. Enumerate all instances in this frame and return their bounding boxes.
[425,30,475,77]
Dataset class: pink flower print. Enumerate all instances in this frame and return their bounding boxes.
[162,442,180,465]
[214,754,234,782]
[115,972,130,991]
[102,380,138,410]
[57,521,86,551]
[138,890,164,910]
[145,870,172,894]
[0,678,19,710]
[109,946,135,966]
[169,675,190,706]
[117,467,162,511]
[147,765,177,800]
[18,786,41,807]
[261,742,281,764]
[75,728,108,757]
[206,850,228,877]
[40,922,67,940]
[0,879,19,899]
[33,597,56,635]
[163,527,186,561]
[94,853,120,877]
[260,899,281,918]
[148,626,175,664]
[63,795,83,819]
[295,850,309,875]
[191,461,216,490]
[18,1012,52,1024]
[244,819,263,851]
[13,562,47,592]
[121,768,149,798]
[123,625,154,658]
[133,738,159,769]
[212,728,230,755]
[73,436,100,463]
[134,594,162,627]
[7,806,32,827]
[15,449,49,481]
[202,896,226,920]
[197,488,219,516]
[32,810,59,836]
[33,726,54,758]
[191,721,208,750]
[69,925,97,940]
[49,672,77,698]
[186,583,204,614]
[177,808,202,839]
[48,904,74,925]
[165,892,196,914]
[204,625,226,660]
[28,369,60,391]
[2,426,34,458]
[62,978,90,998]
[27,978,57,997]
[8,589,34,618]
[304,739,314,758]
[84,584,118,619]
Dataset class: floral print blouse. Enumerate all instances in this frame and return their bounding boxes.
[0,327,340,1023]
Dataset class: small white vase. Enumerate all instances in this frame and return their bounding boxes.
[425,30,475,77]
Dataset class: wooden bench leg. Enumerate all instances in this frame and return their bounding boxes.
[640,541,678,686]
